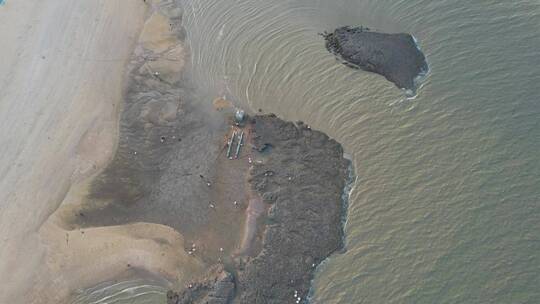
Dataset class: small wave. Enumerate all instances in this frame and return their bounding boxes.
[306,153,357,304]
[409,34,430,99]
[71,280,166,304]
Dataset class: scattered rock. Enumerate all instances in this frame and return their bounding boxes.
[166,265,235,304]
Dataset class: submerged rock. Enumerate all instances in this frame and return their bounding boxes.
[323,26,428,94]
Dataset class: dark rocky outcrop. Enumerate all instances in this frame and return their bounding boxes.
[323,26,428,93]
[166,115,351,304]
[234,115,349,304]
[166,265,235,304]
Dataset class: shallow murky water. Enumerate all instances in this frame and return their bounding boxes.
[71,279,166,304]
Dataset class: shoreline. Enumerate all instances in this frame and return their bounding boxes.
[39,1,208,302]
[307,156,356,302]
[2,1,352,303]
[166,115,350,303]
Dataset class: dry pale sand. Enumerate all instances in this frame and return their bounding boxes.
[37,220,204,304]
[0,1,199,303]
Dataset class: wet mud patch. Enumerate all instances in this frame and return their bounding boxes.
[234,116,350,303]
[65,0,245,267]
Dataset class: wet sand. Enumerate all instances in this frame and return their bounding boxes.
[43,1,216,302]
[49,0,250,301]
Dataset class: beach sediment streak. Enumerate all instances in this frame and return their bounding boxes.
[31,1,210,303]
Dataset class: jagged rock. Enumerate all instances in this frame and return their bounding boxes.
[324,26,428,94]
[167,265,235,304]
[234,115,350,304]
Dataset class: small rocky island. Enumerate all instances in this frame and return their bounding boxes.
[323,26,428,94]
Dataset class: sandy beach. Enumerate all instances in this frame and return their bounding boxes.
[0,1,162,302]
